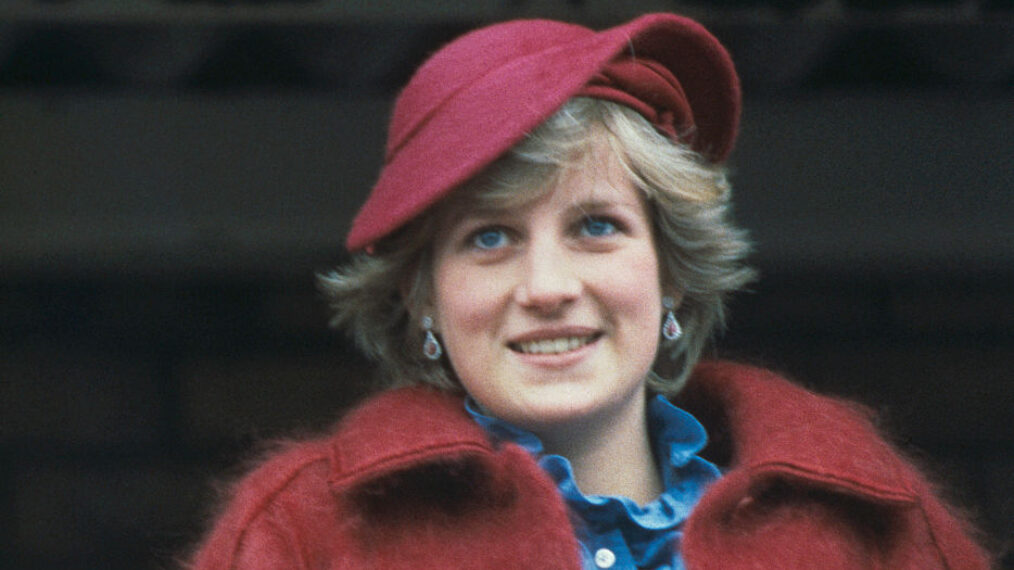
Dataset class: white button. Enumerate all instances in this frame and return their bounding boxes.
[594,548,616,568]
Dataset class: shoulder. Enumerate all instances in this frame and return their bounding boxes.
[184,387,498,569]
[680,360,993,569]
[186,386,582,569]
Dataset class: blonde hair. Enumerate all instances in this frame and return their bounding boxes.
[319,98,755,395]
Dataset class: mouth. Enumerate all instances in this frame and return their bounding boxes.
[509,334,600,355]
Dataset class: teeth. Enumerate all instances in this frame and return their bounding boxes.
[515,336,593,355]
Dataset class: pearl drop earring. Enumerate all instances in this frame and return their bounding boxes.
[421,316,443,360]
[661,296,682,341]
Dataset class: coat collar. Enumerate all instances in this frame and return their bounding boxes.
[326,385,496,493]
[327,362,917,506]
[678,361,917,505]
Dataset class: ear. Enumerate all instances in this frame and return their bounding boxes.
[656,265,683,309]
[414,303,439,331]
[400,272,437,329]
[661,289,684,311]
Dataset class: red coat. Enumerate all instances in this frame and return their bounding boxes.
[187,361,991,569]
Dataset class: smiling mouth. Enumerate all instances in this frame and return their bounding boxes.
[510,335,599,355]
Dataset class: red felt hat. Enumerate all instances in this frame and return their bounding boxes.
[346,13,740,252]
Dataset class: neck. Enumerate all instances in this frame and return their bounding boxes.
[536,393,663,505]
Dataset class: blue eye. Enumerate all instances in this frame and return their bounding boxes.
[580,216,617,237]
[472,228,508,250]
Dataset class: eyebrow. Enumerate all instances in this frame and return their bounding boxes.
[448,191,642,226]
[566,198,641,215]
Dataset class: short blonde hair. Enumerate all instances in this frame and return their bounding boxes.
[319,98,755,395]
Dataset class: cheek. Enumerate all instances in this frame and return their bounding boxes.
[609,252,663,309]
[431,263,503,389]
[433,261,498,337]
[615,255,666,363]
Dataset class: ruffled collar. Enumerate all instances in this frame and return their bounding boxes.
[466,395,721,569]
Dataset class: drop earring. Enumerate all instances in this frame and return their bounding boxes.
[421,316,443,360]
[661,296,682,341]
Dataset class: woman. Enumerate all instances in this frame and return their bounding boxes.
[187,13,991,570]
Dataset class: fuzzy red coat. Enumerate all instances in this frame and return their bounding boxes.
[186,361,991,569]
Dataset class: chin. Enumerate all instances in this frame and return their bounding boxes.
[508,388,626,430]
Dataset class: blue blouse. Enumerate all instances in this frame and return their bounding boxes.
[466,396,721,570]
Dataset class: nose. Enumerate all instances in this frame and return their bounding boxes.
[512,238,582,313]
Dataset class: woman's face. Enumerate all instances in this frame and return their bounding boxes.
[430,142,672,435]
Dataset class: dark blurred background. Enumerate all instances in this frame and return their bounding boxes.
[0,1,1011,568]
